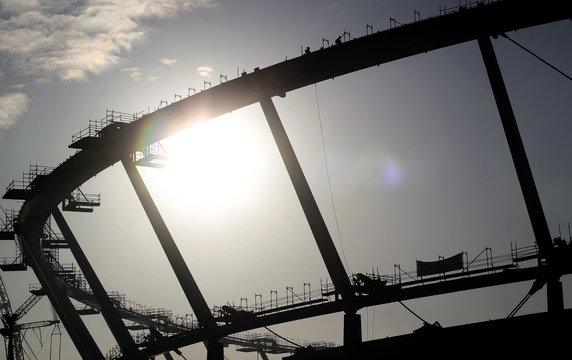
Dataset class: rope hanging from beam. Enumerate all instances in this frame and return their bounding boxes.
[314,83,350,274]
[500,33,572,82]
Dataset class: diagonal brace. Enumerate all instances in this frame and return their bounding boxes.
[259,96,353,301]
[122,158,216,329]
[52,208,140,358]
[478,36,553,258]
[479,36,563,312]
[19,206,104,360]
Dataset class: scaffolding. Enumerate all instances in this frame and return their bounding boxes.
[70,110,146,149]
[439,0,497,16]
[216,243,544,319]
[72,110,144,143]
[61,188,101,213]
[1,206,25,271]
[4,165,54,200]
[132,142,169,168]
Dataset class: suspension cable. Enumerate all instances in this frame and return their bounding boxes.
[507,277,545,318]
[264,326,304,348]
[507,292,533,318]
[398,301,430,324]
[314,83,350,273]
[500,33,572,82]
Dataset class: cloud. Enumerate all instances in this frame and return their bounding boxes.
[121,66,159,81]
[197,65,213,77]
[0,0,216,82]
[160,58,178,65]
[121,66,143,80]
[0,92,30,131]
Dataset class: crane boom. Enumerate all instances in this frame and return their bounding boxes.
[0,272,13,318]
[13,294,42,320]
[16,320,59,331]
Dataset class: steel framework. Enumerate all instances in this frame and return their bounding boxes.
[2,0,572,359]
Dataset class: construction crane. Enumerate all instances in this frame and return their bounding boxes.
[0,272,59,360]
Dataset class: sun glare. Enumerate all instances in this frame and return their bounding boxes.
[157,113,261,212]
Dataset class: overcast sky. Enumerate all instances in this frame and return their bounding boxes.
[1,0,571,359]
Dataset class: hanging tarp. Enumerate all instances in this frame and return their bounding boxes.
[416,252,464,277]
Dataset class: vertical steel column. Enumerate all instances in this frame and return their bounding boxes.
[52,208,140,358]
[259,96,353,300]
[19,204,104,360]
[206,341,224,360]
[478,36,562,312]
[122,159,216,328]
[478,36,553,256]
[343,313,362,347]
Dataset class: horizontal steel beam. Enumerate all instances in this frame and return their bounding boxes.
[139,263,566,357]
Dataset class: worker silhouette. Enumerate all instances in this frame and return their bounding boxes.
[335,36,342,45]
[305,46,311,55]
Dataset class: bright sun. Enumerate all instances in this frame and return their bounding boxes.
[154,113,261,213]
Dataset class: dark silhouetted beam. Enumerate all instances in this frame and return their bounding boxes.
[139,262,563,358]
[259,97,353,301]
[283,310,572,360]
[51,208,140,358]
[17,198,105,360]
[478,36,562,312]
[110,0,571,153]
[478,36,553,257]
[122,159,216,329]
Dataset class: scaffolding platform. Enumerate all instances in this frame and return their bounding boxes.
[0,231,15,240]
[62,189,101,213]
[3,187,33,200]
[133,143,169,168]
[126,323,148,331]
[29,285,46,296]
[3,165,53,200]
[76,305,100,315]
[0,263,27,271]
[41,239,69,249]
[70,110,142,149]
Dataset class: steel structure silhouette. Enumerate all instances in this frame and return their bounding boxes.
[2,1,572,359]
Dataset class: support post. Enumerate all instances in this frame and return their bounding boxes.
[343,313,362,347]
[122,158,216,328]
[478,36,561,312]
[259,96,353,301]
[52,208,140,358]
[546,279,564,313]
[206,341,224,360]
[19,204,104,360]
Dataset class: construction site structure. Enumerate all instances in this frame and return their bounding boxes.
[1,0,572,359]
[0,272,60,360]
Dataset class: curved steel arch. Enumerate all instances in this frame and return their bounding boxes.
[11,1,571,359]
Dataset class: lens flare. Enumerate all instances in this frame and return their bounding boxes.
[154,113,260,213]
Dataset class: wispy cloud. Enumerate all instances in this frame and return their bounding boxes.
[160,58,178,65]
[0,92,30,132]
[197,65,213,77]
[121,66,160,81]
[0,0,216,82]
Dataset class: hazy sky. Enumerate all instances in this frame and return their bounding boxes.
[1,0,571,359]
